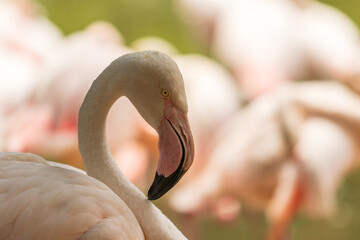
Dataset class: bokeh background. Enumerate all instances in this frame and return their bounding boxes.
[2,0,360,239]
[38,0,360,54]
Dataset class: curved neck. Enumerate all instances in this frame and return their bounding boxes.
[78,69,186,240]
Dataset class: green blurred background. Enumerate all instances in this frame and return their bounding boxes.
[38,0,360,54]
[37,0,360,239]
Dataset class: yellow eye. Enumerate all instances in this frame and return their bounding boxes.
[162,89,170,98]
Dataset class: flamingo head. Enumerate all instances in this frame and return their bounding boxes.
[116,51,195,200]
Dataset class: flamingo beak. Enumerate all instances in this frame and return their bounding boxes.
[148,105,194,200]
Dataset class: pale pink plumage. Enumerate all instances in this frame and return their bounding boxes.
[0,153,143,240]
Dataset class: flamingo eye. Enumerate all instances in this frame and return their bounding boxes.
[162,89,170,98]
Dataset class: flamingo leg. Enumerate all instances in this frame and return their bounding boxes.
[266,163,305,240]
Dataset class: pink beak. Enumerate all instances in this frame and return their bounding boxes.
[148,103,194,200]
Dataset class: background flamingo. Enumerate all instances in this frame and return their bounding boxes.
[177,0,360,99]
[0,0,62,151]
[170,80,360,239]
[0,0,62,109]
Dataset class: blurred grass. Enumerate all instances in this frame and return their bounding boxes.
[200,209,268,240]
[38,0,207,54]
[37,0,360,239]
[292,170,360,240]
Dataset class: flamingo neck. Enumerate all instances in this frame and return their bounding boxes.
[78,65,186,240]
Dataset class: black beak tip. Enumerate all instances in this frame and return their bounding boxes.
[148,172,165,200]
[147,170,187,201]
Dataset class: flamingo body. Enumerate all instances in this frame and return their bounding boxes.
[0,154,143,240]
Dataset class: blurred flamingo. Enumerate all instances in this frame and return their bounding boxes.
[177,0,360,99]
[170,80,360,239]
[0,0,62,148]
[0,0,62,108]
[212,0,303,99]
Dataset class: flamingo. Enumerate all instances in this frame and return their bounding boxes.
[0,0,62,154]
[0,0,62,113]
[178,0,360,100]
[0,51,194,239]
